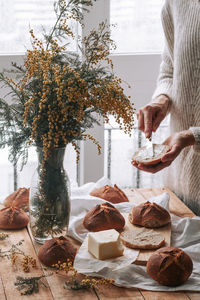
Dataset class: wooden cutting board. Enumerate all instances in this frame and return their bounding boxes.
[122,213,171,265]
[0,188,197,300]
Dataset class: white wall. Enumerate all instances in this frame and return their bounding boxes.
[111,54,162,111]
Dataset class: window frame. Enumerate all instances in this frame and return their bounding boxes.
[0,0,163,188]
[79,0,162,184]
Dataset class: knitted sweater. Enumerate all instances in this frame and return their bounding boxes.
[152,0,200,215]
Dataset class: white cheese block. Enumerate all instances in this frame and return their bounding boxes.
[88,229,124,260]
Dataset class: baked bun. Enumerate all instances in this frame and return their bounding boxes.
[132,144,170,165]
[0,206,29,229]
[38,236,77,267]
[147,247,193,286]
[129,201,170,228]
[83,202,125,232]
[90,184,129,204]
[4,187,29,211]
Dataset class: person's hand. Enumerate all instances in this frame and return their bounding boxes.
[137,94,171,139]
[131,130,195,173]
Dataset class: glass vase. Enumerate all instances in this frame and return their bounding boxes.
[29,146,71,244]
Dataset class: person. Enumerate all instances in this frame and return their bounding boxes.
[132,0,200,216]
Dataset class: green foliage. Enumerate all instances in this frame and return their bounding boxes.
[0,0,134,169]
[15,274,52,295]
[0,73,30,168]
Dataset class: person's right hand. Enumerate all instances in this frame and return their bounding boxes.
[137,94,171,139]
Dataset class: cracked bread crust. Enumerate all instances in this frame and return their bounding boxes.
[0,206,29,229]
[38,236,77,266]
[129,201,171,228]
[83,202,125,232]
[146,247,193,286]
[4,187,29,211]
[90,184,129,204]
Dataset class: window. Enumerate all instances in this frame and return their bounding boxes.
[110,0,164,54]
[0,1,78,201]
[104,0,168,188]
[0,147,14,202]
[74,0,168,189]
[0,0,55,54]
[0,0,78,54]
[0,0,168,199]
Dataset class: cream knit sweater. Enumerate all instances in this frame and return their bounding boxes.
[152,0,200,215]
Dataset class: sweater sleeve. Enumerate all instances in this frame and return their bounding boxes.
[152,0,174,102]
[189,127,200,152]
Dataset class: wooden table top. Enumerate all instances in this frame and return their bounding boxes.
[0,187,199,300]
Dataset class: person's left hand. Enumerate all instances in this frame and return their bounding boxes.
[131,130,195,174]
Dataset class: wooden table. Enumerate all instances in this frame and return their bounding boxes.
[0,187,199,300]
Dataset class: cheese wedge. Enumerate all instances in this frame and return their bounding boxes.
[88,229,124,260]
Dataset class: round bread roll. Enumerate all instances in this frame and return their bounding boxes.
[4,187,29,211]
[132,144,170,165]
[129,201,170,228]
[90,184,129,204]
[38,236,77,267]
[0,206,29,229]
[147,247,193,286]
[83,202,125,232]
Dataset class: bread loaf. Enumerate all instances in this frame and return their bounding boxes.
[90,184,129,204]
[129,201,170,228]
[120,228,165,250]
[38,236,77,267]
[132,144,170,165]
[83,202,125,232]
[0,206,29,229]
[4,187,29,211]
[147,247,193,286]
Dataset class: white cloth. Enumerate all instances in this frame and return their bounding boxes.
[67,178,199,291]
[75,236,139,273]
[74,214,200,291]
[68,177,169,243]
[69,177,170,274]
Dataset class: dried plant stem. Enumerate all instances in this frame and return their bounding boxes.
[93,286,101,300]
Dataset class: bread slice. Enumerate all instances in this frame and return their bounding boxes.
[120,228,165,250]
[132,144,170,165]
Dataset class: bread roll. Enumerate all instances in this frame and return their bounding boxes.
[38,236,77,267]
[132,144,170,165]
[120,228,165,250]
[90,184,129,204]
[129,201,170,228]
[147,247,193,286]
[0,206,29,229]
[83,202,125,232]
[4,187,29,211]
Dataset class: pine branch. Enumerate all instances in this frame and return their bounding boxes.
[0,74,21,99]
